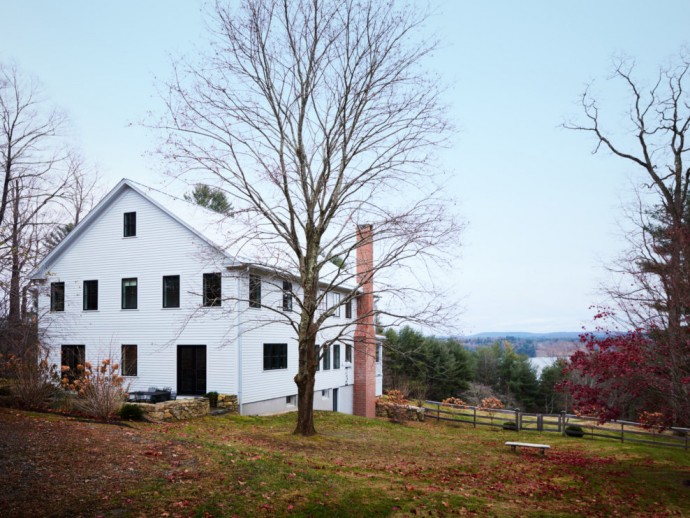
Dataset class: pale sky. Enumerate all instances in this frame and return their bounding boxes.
[2,1,688,333]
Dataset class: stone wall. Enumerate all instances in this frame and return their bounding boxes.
[375,402,425,422]
[135,397,209,422]
[216,393,239,412]
[134,393,239,422]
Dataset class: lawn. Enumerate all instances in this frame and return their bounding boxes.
[0,407,688,517]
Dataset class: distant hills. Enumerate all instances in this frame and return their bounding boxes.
[463,331,583,340]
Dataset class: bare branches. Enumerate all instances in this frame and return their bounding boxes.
[568,53,690,425]
[0,62,68,229]
[0,62,99,334]
[155,0,461,433]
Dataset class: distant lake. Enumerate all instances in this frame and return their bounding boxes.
[529,357,558,377]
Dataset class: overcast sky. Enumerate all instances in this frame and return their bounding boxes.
[2,1,688,333]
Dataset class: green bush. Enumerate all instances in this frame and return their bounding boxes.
[565,424,584,438]
[502,421,517,431]
[119,403,144,421]
[205,391,219,408]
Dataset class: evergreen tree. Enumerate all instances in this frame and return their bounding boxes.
[184,184,232,215]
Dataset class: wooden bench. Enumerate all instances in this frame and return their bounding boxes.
[505,441,551,455]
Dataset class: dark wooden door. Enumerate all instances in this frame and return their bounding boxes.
[177,345,207,395]
[333,388,339,412]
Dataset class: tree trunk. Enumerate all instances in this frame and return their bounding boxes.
[294,368,317,436]
[8,182,21,324]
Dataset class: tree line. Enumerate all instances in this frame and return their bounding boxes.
[383,327,569,414]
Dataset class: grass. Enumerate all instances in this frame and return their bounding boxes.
[1,407,689,516]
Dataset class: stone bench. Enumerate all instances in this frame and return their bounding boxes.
[505,441,551,455]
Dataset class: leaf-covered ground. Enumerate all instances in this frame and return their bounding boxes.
[0,407,688,517]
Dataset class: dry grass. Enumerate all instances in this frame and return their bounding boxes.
[0,407,688,517]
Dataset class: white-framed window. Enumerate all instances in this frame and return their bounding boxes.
[322,344,331,370]
[321,389,330,399]
[282,280,292,311]
[286,395,296,406]
[333,343,341,369]
[123,211,136,237]
[332,292,341,317]
[122,344,138,376]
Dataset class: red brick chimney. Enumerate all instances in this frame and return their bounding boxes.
[353,224,376,418]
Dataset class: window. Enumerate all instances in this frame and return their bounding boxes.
[50,282,65,312]
[263,343,287,370]
[122,278,138,309]
[83,280,98,310]
[123,212,136,237]
[249,274,261,308]
[203,273,222,307]
[286,395,296,406]
[315,344,320,371]
[318,290,327,312]
[321,389,330,398]
[282,280,292,312]
[345,300,352,319]
[332,293,341,317]
[61,344,85,376]
[333,343,341,369]
[346,343,352,363]
[121,344,138,376]
[162,275,180,308]
[322,344,331,370]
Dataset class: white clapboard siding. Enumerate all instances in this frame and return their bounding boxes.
[39,187,237,394]
[36,180,372,415]
[236,271,357,408]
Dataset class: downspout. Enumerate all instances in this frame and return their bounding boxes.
[235,269,246,415]
[234,266,252,415]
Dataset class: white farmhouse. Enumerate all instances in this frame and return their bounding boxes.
[30,179,382,415]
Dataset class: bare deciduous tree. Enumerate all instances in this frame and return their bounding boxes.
[565,55,690,425]
[0,62,98,355]
[1,63,67,229]
[156,0,462,435]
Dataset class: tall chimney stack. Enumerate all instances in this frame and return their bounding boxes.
[353,224,376,418]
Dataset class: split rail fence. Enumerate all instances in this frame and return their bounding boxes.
[425,400,690,451]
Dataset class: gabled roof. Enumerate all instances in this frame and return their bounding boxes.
[30,178,236,279]
[30,178,357,290]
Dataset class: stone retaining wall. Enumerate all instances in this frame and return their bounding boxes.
[216,394,239,412]
[375,402,425,422]
[134,393,239,422]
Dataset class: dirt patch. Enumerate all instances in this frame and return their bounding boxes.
[0,408,192,517]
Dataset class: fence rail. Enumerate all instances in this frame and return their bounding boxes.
[424,401,690,451]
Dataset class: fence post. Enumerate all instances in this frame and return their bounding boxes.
[437,403,440,422]
[537,414,543,432]
[621,422,624,443]
[473,406,477,428]
[515,408,520,432]
[561,411,566,437]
